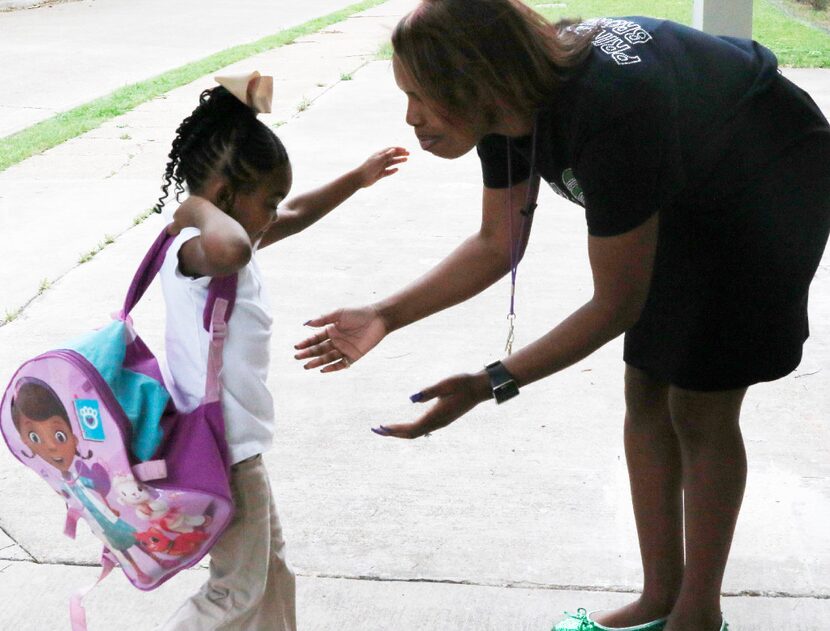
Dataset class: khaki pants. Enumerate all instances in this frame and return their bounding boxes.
[159,455,297,631]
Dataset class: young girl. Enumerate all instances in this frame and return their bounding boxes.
[154,74,407,631]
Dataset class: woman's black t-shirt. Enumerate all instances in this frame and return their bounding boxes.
[476,17,822,237]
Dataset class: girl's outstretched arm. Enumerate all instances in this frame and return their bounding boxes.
[259,146,408,247]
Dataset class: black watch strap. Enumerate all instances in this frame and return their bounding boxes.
[485,360,520,404]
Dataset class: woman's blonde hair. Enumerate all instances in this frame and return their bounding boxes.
[392,0,596,123]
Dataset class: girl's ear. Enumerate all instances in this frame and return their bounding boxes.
[216,184,235,214]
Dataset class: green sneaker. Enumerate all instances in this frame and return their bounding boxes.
[552,608,668,631]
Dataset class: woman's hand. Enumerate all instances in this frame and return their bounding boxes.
[355,146,409,188]
[371,371,492,439]
[294,305,388,372]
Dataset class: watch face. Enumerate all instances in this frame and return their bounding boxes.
[493,381,519,404]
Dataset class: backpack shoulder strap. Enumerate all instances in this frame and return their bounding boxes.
[121,227,239,403]
[122,227,239,326]
[202,275,237,403]
[121,227,175,316]
[203,274,238,332]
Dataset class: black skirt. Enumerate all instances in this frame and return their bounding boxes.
[624,77,830,391]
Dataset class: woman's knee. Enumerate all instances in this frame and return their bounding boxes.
[668,385,747,448]
[624,365,670,423]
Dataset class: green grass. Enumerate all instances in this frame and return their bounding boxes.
[780,0,830,28]
[78,234,115,264]
[529,0,690,22]
[788,0,830,16]
[132,207,155,226]
[2,307,22,325]
[296,96,312,113]
[754,0,830,65]
[376,40,394,60]
[0,0,389,175]
[528,0,830,67]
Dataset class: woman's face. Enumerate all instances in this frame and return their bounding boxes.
[393,56,483,160]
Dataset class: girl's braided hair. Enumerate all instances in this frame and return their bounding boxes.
[154,86,289,212]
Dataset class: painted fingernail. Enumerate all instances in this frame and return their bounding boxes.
[303,320,312,326]
[409,392,424,403]
[371,426,390,436]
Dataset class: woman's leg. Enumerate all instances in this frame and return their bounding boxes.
[663,385,748,631]
[593,366,684,627]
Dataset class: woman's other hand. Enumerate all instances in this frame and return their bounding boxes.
[294,305,388,372]
[371,371,491,439]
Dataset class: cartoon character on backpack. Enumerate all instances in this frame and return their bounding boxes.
[113,475,168,520]
[9,377,173,583]
[113,475,209,533]
[135,526,209,557]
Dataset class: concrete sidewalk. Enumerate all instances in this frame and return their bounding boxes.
[0,0,388,137]
[0,0,413,319]
[1,2,829,629]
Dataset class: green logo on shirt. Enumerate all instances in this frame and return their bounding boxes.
[562,168,585,205]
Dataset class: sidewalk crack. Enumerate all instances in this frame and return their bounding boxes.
[0,205,155,328]
[0,524,36,562]
[295,572,830,600]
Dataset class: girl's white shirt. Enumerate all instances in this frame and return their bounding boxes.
[159,226,274,465]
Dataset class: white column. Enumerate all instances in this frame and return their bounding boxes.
[693,0,753,38]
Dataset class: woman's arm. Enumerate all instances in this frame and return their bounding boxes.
[503,212,657,385]
[294,181,535,369]
[377,180,535,331]
[376,213,658,438]
[260,147,408,246]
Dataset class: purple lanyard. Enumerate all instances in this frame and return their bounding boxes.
[505,121,541,355]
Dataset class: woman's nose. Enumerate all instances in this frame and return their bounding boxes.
[405,101,423,127]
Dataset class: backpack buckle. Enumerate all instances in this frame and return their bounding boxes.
[210,321,228,341]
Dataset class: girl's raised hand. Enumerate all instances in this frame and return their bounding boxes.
[166,195,217,236]
[370,372,492,439]
[356,146,409,188]
[294,305,388,372]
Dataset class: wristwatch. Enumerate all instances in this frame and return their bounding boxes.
[485,360,520,404]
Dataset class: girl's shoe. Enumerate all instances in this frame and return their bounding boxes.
[552,608,668,631]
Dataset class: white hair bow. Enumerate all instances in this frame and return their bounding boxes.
[215,71,273,114]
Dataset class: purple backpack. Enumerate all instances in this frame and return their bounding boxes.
[0,229,236,629]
